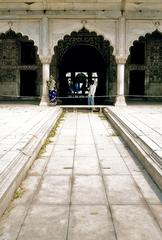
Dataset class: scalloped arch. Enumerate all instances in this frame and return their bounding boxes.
[54,27,113,65]
[129,29,162,54]
[134,30,162,45]
[127,29,162,63]
[0,28,38,51]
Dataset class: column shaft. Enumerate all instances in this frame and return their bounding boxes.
[115,16,127,106]
[117,63,125,96]
[39,16,50,106]
[115,61,126,106]
[40,62,50,106]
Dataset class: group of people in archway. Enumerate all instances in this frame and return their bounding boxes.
[47,73,98,108]
[70,73,98,108]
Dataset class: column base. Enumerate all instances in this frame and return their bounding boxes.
[39,96,49,106]
[115,95,127,106]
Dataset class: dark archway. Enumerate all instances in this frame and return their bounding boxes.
[126,30,162,102]
[51,27,116,105]
[0,29,42,100]
[59,44,106,104]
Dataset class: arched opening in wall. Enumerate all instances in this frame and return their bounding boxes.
[58,45,106,104]
[0,29,42,102]
[51,28,116,105]
[126,30,162,102]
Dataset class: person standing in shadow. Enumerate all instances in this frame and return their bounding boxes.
[88,80,97,110]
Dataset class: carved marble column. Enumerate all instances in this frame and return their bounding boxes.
[115,16,127,106]
[115,56,127,106]
[39,16,50,106]
[118,16,125,57]
[39,56,51,106]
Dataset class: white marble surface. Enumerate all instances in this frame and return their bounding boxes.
[108,105,162,159]
[0,103,62,218]
[0,110,162,239]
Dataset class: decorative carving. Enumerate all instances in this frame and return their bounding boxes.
[39,54,52,64]
[54,27,111,65]
[153,21,160,30]
[8,21,13,29]
[115,55,127,64]
[81,20,87,28]
[0,29,41,98]
[51,27,117,101]
[126,29,162,97]
[0,40,18,65]
[0,69,16,82]
[0,29,28,41]
[146,30,162,83]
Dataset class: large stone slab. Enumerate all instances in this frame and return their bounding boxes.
[68,205,116,240]
[17,205,69,240]
[112,205,162,240]
[71,176,107,204]
[34,176,71,204]
[104,175,144,204]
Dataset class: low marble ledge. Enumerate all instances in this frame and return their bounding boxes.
[103,107,162,193]
[0,107,62,218]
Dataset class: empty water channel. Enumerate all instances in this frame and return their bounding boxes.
[1,111,162,240]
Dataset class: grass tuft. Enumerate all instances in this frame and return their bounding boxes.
[36,112,65,159]
[13,187,25,199]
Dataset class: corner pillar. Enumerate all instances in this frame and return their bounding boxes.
[115,15,127,106]
[115,56,127,106]
[39,56,51,106]
[39,16,51,106]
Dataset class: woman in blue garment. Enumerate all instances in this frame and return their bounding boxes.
[47,75,57,104]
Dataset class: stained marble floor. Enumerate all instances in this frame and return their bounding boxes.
[0,111,162,240]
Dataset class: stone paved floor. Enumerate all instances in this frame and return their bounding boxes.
[0,104,60,160]
[0,110,162,240]
[0,103,61,217]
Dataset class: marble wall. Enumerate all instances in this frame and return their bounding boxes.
[0,11,162,101]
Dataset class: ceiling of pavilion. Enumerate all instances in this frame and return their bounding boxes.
[0,0,161,12]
